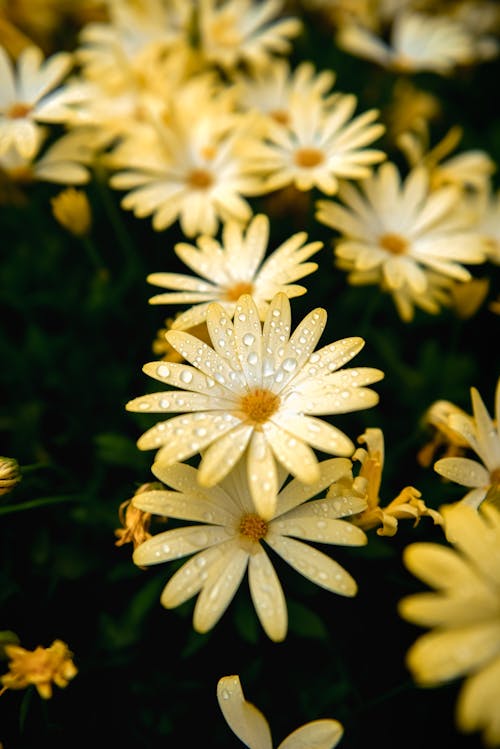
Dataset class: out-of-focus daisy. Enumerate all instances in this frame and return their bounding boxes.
[147,212,322,330]
[126,292,383,518]
[434,377,500,510]
[336,10,481,75]
[217,674,344,748]
[316,161,488,322]
[399,503,500,747]
[472,188,500,266]
[384,78,441,143]
[245,93,386,196]
[0,126,94,188]
[397,123,496,196]
[0,456,21,495]
[132,457,367,641]
[196,0,302,71]
[0,44,83,159]
[231,58,338,134]
[0,639,77,699]
[109,90,261,237]
[327,427,442,536]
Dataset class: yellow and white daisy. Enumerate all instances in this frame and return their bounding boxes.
[473,188,500,266]
[399,502,500,747]
[217,674,344,748]
[0,44,81,159]
[109,93,261,237]
[434,377,500,510]
[336,10,479,75]
[316,162,488,318]
[126,291,384,518]
[245,92,386,196]
[196,0,303,71]
[132,456,367,641]
[147,212,322,330]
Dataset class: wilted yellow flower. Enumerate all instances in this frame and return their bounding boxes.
[115,482,164,551]
[0,639,77,699]
[331,427,443,536]
[51,187,92,237]
[0,456,21,495]
[449,277,490,319]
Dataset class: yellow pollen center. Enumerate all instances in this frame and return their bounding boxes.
[187,168,213,189]
[7,102,32,119]
[225,281,254,301]
[379,232,408,255]
[239,513,268,541]
[240,388,280,425]
[294,147,324,168]
[270,110,289,125]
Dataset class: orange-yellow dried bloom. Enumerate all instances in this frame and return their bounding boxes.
[115,482,164,550]
[0,639,77,699]
[417,399,471,468]
[51,187,92,237]
[334,428,443,536]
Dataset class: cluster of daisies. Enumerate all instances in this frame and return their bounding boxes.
[1,0,500,747]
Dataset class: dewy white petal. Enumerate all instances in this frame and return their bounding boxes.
[278,720,344,749]
[217,675,273,749]
[193,542,249,633]
[127,390,235,413]
[271,412,354,457]
[272,515,366,546]
[198,423,254,487]
[166,327,245,391]
[264,420,320,484]
[133,524,228,566]
[234,294,264,388]
[133,487,238,526]
[276,457,353,515]
[262,292,292,384]
[471,386,500,470]
[266,534,358,595]
[247,430,279,520]
[143,360,228,399]
[248,546,287,642]
[434,456,490,488]
[160,545,227,608]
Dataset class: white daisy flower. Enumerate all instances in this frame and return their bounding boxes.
[132,457,367,641]
[126,292,383,518]
[147,212,322,330]
[196,0,303,71]
[336,10,478,75]
[0,44,82,159]
[244,92,386,196]
[217,674,344,748]
[434,377,500,510]
[316,161,488,305]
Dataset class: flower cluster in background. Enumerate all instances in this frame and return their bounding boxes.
[0,0,499,748]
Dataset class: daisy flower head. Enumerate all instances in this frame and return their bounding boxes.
[126,291,384,519]
[245,92,386,196]
[0,44,81,159]
[316,161,488,322]
[195,0,303,72]
[147,212,322,330]
[217,674,344,748]
[434,376,500,511]
[132,456,367,641]
[335,10,480,75]
[399,502,500,747]
[108,88,261,237]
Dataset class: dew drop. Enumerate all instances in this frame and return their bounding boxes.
[282,357,297,372]
[157,364,170,378]
[243,333,255,346]
[247,352,258,365]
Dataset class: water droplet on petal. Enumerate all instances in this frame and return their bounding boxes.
[243,333,255,346]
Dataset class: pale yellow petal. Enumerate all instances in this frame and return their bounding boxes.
[278,720,343,749]
[217,675,273,749]
[248,547,287,642]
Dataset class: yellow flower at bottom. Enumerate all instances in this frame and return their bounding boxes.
[399,503,500,746]
[1,639,77,699]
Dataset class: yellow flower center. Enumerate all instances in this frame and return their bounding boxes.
[294,147,324,168]
[379,232,408,255]
[187,168,213,189]
[224,281,254,301]
[239,513,268,541]
[7,102,32,119]
[240,388,280,425]
[270,109,289,125]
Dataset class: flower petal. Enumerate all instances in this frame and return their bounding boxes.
[193,543,249,633]
[278,720,343,749]
[217,675,273,749]
[248,547,287,642]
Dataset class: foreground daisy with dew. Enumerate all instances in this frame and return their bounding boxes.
[132,457,366,642]
[399,503,500,747]
[127,291,384,518]
[217,674,344,748]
